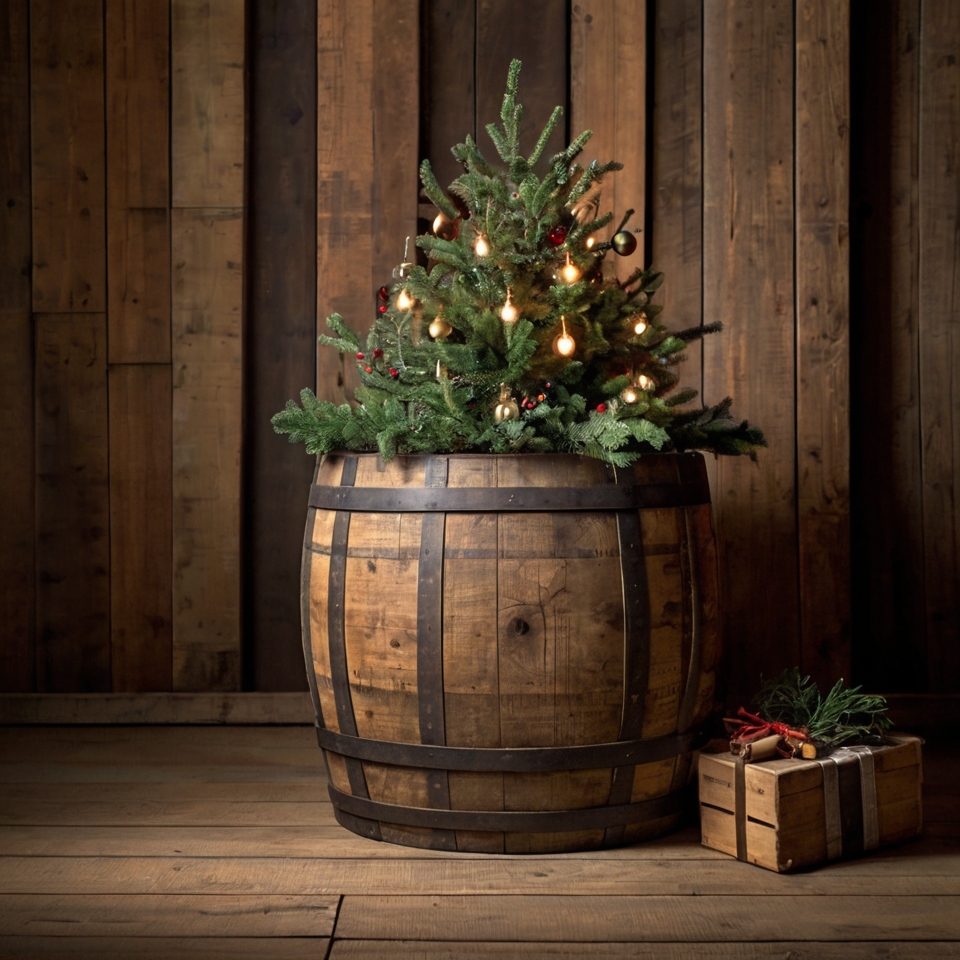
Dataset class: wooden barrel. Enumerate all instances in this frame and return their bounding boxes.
[301,452,720,853]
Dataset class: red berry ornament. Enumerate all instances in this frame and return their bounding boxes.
[377,286,390,301]
[356,352,364,360]
[596,403,607,413]
[548,224,568,247]
[389,368,399,378]
[373,348,384,358]
[378,304,388,314]
[363,366,372,373]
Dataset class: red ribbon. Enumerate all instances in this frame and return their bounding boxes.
[724,706,809,745]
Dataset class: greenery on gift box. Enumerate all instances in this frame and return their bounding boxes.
[754,668,892,752]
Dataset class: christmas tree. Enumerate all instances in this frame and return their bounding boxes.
[273,60,764,466]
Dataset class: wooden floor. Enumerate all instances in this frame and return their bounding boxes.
[0,726,958,959]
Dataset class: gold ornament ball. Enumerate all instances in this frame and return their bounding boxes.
[494,385,520,423]
[612,230,638,256]
[428,316,453,339]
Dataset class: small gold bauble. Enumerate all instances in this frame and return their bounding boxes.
[428,316,453,339]
[493,384,520,423]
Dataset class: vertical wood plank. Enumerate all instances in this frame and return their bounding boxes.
[106,0,171,364]
[106,0,170,210]
[795,0,851,686]
[35,315,111,692]
[476,0,569,174]
[372,0,419,285]
[30,0,105,313]
[919,0,960,693]
[0,0,35,691]
[109,365,173,691]
[171,209,244,691]
[317,0,374,405]
[702,0,799,705]
[170,0,245,692]
[849,0,925,691]
[570,0,646,283]
[246,0,318,691]
[650,0,703,396]
[171,0,245,208]
[421,0,476,193]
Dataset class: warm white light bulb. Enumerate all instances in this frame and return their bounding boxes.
[432,212,446,234]
[396,289,414,311]
[585,236,596,250]
[637,374,654,391]
[475,235,490,257]
[500,289,518,323]
[561,252,581,284]
[555,333,576,357]
[621,386,639,404]
[634,318,648,336]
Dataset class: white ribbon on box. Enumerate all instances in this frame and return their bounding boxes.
[820,744,880,860]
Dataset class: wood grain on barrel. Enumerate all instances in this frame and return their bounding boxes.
[305,453,718,853]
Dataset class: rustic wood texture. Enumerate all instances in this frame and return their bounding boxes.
[421,0,476,194]
[849,1,926,692]
[106,0,171,364]
[570,0,646,283]
[0,725,957,955]
[29,0,105,314]
[476,0,568,175]
[795,0,852,687]
[246,0,318,692]
[0,0,34,692]
[307,453,716,853]
[35,315,111,692]
[918,0,960,693]
[109,365,173,691]
[650,0,703,398]
[171,0,245,209]
[702,0,800,705]
[171,209,244,691]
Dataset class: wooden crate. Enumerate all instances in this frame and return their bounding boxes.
[699,734,923,872]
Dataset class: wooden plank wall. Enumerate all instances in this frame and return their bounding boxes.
[0,0,246,694]
[850,0,960,696]
[1,0,957,702]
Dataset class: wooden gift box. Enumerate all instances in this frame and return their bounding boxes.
[698,734,923,872]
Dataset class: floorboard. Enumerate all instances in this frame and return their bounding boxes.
[0,725,955,956]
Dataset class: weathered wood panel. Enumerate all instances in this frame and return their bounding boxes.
[650,0,703,397]
[476,0,568,173]
[0,0,34,692]
[317,0,375,405]
[570,0,647,282]
[109,364,173,691]
[702,0,799,704]
[795,0,851,686]
[849,0,925,691]
[246,0,318,691]
[918,0,960,693]
[421,0,476,193]
[171,0,245,209]
[34,315,111,692]
[29,0,105,313]
[171,209,243,691]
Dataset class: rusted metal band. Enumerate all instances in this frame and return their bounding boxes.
[315,726,703,771]
[325,456,370,802]
[734,755,748,861]
[309,479,711,514]
[417,459,454,848]
[328,783,687,833]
